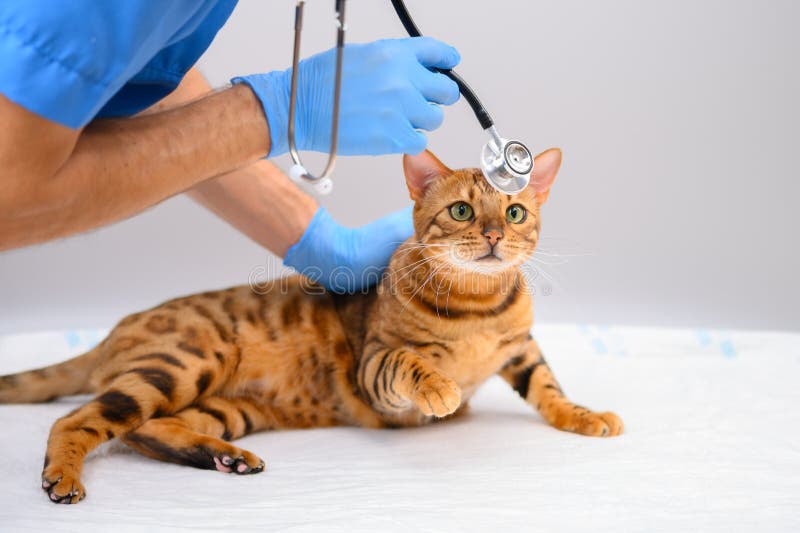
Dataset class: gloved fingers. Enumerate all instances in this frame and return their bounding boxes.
[405,36,461,69]
[406,95,445,131]
[397,128,427,155]
[413,67,461,106]
[353,117,424,156]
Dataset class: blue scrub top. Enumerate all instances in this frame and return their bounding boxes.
[0,0,238,129]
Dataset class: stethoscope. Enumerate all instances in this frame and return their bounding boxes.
[288,0,534,196]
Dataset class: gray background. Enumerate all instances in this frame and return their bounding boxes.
[1,0,798,334]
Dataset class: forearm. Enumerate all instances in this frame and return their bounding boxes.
[187,160,317,256]
[0,84,268,250]
[176,67,414,291]
[154,68,318,257]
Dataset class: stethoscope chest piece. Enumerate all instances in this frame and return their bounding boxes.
[480,126,533,194]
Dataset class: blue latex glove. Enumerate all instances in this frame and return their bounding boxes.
[233,37,461,157]
[283,206,414,293]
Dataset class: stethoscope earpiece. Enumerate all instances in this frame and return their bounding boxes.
[289,164,333,195]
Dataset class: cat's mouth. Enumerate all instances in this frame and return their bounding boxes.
[439,245,518,274]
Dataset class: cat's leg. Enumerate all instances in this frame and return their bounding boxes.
[122,396,267,474]
[499,337,624,437]
[359,345,462,418]
[41,358,222,503]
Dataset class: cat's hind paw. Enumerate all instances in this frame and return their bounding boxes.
[212,450,265,475]
[42,467,86,504]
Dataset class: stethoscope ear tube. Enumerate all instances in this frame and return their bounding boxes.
[287,0,346,195]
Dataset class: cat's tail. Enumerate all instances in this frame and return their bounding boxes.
[0,344,103,404]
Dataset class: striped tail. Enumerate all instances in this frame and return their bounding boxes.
[0,345,102,403]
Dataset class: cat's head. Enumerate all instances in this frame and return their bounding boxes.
[402,148,562,276]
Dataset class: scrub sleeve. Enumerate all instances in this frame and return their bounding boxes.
[0,0,238,128]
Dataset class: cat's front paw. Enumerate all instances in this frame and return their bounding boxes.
[571,410,624,437]
[412,373,462,418]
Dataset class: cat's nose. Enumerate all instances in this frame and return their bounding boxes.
[483,227,504,247]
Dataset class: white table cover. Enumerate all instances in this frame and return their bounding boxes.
[1,324,797,532]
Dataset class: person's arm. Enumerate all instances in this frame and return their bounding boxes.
[155,69,415,293]
[145,69,317,257]
[1,36,458,288]
[0,84,269,251]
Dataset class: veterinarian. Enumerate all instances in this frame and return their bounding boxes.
[0,1,461,291]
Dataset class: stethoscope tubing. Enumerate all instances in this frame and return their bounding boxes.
[389,0,494,130]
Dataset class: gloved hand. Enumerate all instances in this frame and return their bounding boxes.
[283,205,414,293]
[233,37,461,158]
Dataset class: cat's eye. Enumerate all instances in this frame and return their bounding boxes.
[449,202,474,221]
[506,204,527,224]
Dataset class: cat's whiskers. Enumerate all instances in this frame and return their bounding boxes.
[390,241,469,277]
[396,242,454,251]
[391,242,459,267]
[500,243,571,266]
[396,239,469,248]
[388,251,450,291]
[391,249,448,277]
[496,242,573,293]
[430,263,456,318]
[444,276,455,317]
[530,255,570,266]
[398,259,451,316]
[391,252,447,281]
[520,257,567,295]
[534,239,595,259]
[534,250,592,258]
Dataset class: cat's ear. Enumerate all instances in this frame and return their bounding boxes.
[529,148,562,205]
[403,150,452,202]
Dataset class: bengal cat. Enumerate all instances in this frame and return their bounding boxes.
[0,148,622,504]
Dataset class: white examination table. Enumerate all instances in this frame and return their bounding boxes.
[0,324,797,532]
